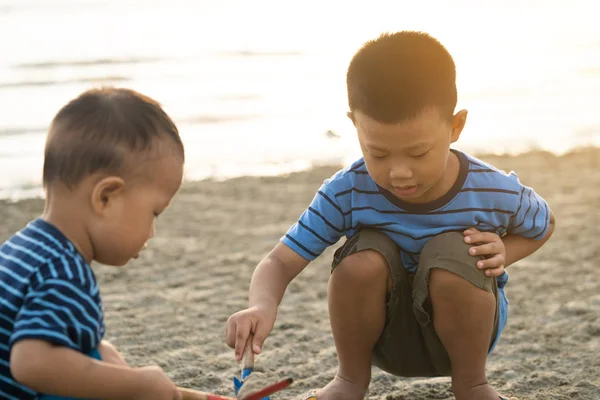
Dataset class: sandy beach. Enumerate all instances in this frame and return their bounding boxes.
[1,148,598,400]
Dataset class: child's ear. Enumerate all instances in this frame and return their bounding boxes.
[90,176,125,216]
[450,109,468,143]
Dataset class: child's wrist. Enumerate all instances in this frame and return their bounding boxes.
[250,297,278,310]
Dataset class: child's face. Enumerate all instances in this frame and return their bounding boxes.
[90,153,184,266]
[350,107,466,204]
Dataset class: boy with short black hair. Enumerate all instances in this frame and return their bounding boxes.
[1,87,185,400]
[226,31,555,400]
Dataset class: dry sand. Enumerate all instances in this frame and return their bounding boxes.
[1,148,599,399]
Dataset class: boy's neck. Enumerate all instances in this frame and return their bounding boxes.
[42,186,95,264]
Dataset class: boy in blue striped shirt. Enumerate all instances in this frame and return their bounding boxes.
[0,88,185,399]
[226,32,555,400]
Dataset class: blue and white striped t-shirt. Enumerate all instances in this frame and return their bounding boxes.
[0,219,105,400]
[282,150,551,272]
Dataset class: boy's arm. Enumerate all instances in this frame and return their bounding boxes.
[9,256,179,400]
[503,183,555,267]
[503,209,555,267]
[466,184,555,275]
[249,183,345,310]
[248,242,310,309]
[228,184,346,358]
[227,243,310,358]
[10,339,174,399]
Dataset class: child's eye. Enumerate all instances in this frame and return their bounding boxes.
[371,154,387,159]
[412,150,430,158]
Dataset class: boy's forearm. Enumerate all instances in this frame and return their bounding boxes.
[504,215,555,267]
[248,256,291,308]
[11,340,141,399]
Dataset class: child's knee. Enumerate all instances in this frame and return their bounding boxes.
[429,268,474,295]
[420,231,495,295]
[98,340,127,365]
[331,250,389,289]
[422,231,473,263]
[429,267,463,284]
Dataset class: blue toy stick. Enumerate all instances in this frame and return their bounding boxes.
[233,337,270,400]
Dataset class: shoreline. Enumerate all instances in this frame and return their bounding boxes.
[1,145,599,203]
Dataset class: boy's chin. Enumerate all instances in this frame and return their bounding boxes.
[390,185,419,198]
[390,185,435,204]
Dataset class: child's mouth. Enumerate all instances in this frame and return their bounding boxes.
[392,185,418,197]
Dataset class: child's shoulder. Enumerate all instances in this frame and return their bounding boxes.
[461,151,524,190]
[3,218,67,254]
[321,158,374,192]
[1,219,86,281]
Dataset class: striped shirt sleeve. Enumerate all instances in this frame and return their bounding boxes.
[281,183,347,260]
[9,256,103,354]
[507,184,551,239]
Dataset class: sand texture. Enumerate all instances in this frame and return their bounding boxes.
[1,148,598,399]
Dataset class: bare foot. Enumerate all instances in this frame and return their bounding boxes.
[311,374,367,400]
[453,382,504,400]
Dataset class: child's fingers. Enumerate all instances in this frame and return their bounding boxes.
[464,231,495,244]
[252,324,269,354]
[225,318,237,349]
[463,227,480,236]
[234,321,252,361]
[468,242,500,256]
[476,254,504,269]
[483,265,505,277]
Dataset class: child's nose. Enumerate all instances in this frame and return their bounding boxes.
[389,163,413,180]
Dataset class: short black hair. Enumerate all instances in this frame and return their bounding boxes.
[43,87,184,187]
[347,31,457,123]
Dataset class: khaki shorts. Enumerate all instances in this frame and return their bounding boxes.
[331,229,500,377]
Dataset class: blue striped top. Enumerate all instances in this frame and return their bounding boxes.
[282,150,551,272]
[0,219,105,400]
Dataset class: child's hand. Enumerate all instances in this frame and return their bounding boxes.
[226,303,277,362]
[463,228,506,277]
[135,366,181,400]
